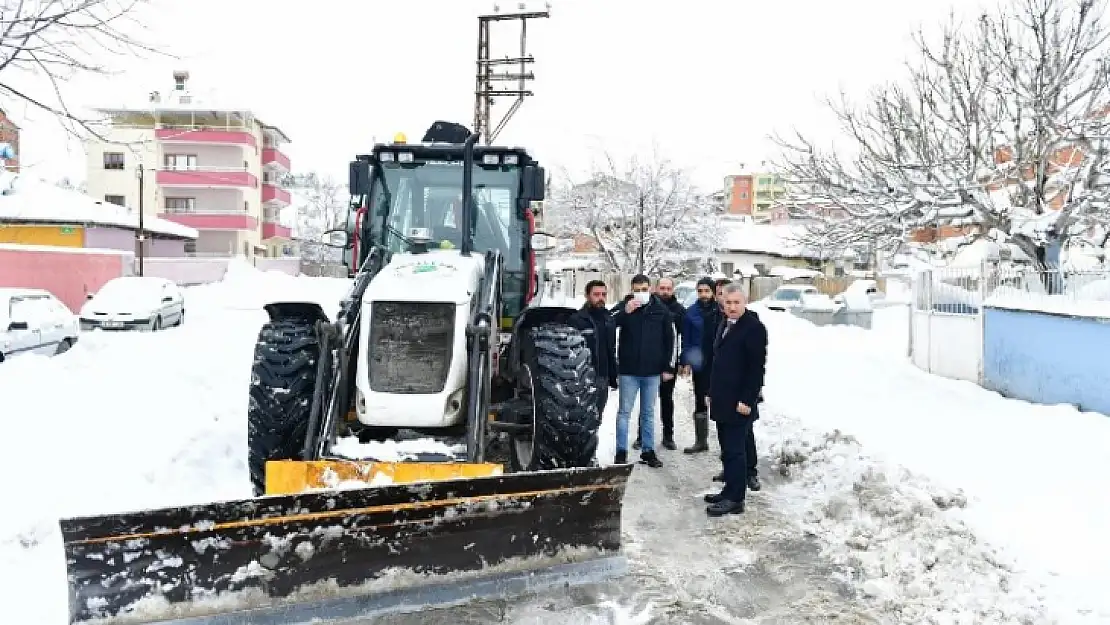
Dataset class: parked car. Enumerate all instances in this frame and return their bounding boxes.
[674,281,698,307]
[761,284,820,311]
[80,276,185,331]
[833,279,884,308]
[0,287,80,361]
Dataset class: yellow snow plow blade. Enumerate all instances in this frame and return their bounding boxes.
[264,459,505,495]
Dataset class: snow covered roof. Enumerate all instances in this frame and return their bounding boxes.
[948,238,1033,267]
[719,219,822,259]
[0,174,197,239]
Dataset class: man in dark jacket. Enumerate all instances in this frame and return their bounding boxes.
[704,283,767,517]
[678,277,720,454]
[568,280,618,413]
[612,274,677,468]
[631,276,685,451]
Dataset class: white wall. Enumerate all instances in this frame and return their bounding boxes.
[142,255,300,285]
[84,128,158,215]
[910,310,983,383]
[163,188,247,212]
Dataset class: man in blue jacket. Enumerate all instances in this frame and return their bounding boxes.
[678,277,720,454]
[704,283,767,517]
[568,280,619,414]
[611,274,677,468]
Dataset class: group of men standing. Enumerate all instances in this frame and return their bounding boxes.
[569,274,769,517]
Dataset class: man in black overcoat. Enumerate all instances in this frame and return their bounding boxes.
[704,282,768,517]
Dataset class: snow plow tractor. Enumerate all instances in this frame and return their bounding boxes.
[57,122,632,625]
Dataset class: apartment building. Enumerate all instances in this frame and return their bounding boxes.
[84,71,294,257]
[723,172,786,221]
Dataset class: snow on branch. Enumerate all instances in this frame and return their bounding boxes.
[547,150,720,275]
[287,172,348,263]
[773,0,1110,266]
[0,0,163,140]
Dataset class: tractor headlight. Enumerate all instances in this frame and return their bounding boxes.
[397,152,414,162]
[503,154,519,165]
[482,154,499,165]
[379,152,394,162]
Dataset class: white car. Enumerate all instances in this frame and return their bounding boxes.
[762,284,820,311]
[80,276,185,331]
[0,287,81,361]
[833,279,884,308]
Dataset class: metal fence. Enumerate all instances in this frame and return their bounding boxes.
[914,263,1110,315]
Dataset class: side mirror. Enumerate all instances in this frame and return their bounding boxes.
[349,160,371,196]
[530,230,557,252]
[521,165,545,202]
[7,321,28,331]
[161,296,173,303]
[322,228,350,248]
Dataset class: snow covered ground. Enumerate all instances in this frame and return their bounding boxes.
[1,265,1106,624]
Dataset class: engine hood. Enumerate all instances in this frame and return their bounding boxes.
[365,250,485,304]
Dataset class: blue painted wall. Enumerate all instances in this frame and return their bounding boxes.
[983,306,1110,416]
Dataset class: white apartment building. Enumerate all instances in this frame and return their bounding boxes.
[84,71,295,258]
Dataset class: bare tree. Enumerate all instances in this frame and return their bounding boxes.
[0,0,161,139]
[775,0,1110,266]
[548,151,720,275]
[290,173,347,263]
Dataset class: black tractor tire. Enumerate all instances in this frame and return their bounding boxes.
[247,318,321,496]
[512,323,601,471]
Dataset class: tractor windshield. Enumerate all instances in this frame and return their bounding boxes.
[367,160,530,317]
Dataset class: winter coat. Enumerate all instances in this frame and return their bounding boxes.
[709,309,767,423]
[568,304,618,385]
[680,299,722,373]
[612,294,678,377]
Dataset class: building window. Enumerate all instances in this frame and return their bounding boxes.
[165,197,196,212]
[184,241,196,254]
[163,154,197,170]
[104,195,125,206]
[739,192,748,200]
[721,262,735,276]
[103,152,124,170]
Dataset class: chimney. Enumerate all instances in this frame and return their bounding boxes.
[173,70,189,91]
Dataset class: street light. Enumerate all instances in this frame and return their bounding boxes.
[136,164,145,276]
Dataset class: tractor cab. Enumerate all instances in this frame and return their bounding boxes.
[347,131,546,321]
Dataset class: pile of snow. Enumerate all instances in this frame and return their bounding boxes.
[0,263,350,624]
[756,304,1110,623]
[985,279,1110,318]
[720,219,821,259]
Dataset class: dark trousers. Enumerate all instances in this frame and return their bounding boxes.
[658,377,676,438]
[719,421,758,476]
[716,415,754,503]
[596,384,610,415]
[691,369,710,414]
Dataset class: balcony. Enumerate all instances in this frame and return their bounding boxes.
[160,208,258,231]
[261,147,291,170]
[155,127,257,148]
[262,222,293,239]
[157,167,259,189]
[262,183,291,205]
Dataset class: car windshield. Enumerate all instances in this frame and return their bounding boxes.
[95,279,163,302]
[363,160,529,317]
[772,289,803,301]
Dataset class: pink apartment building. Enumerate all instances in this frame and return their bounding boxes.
[83,71,296,258]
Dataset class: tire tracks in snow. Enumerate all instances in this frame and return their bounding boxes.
[366,381,881,624]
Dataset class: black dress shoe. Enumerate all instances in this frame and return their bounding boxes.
[747,475,762,491]
[640,450,663,468]
[706,499,745,517]
[661,437,677,450]
[614,450,627,464]
[703,492,725,504]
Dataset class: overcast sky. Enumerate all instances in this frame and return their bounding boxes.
[10,0,984,190]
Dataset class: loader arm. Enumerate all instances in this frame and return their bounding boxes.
[464,248,503,463]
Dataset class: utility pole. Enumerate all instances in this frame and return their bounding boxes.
[474,4,549,145]
[136,164,145,276]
